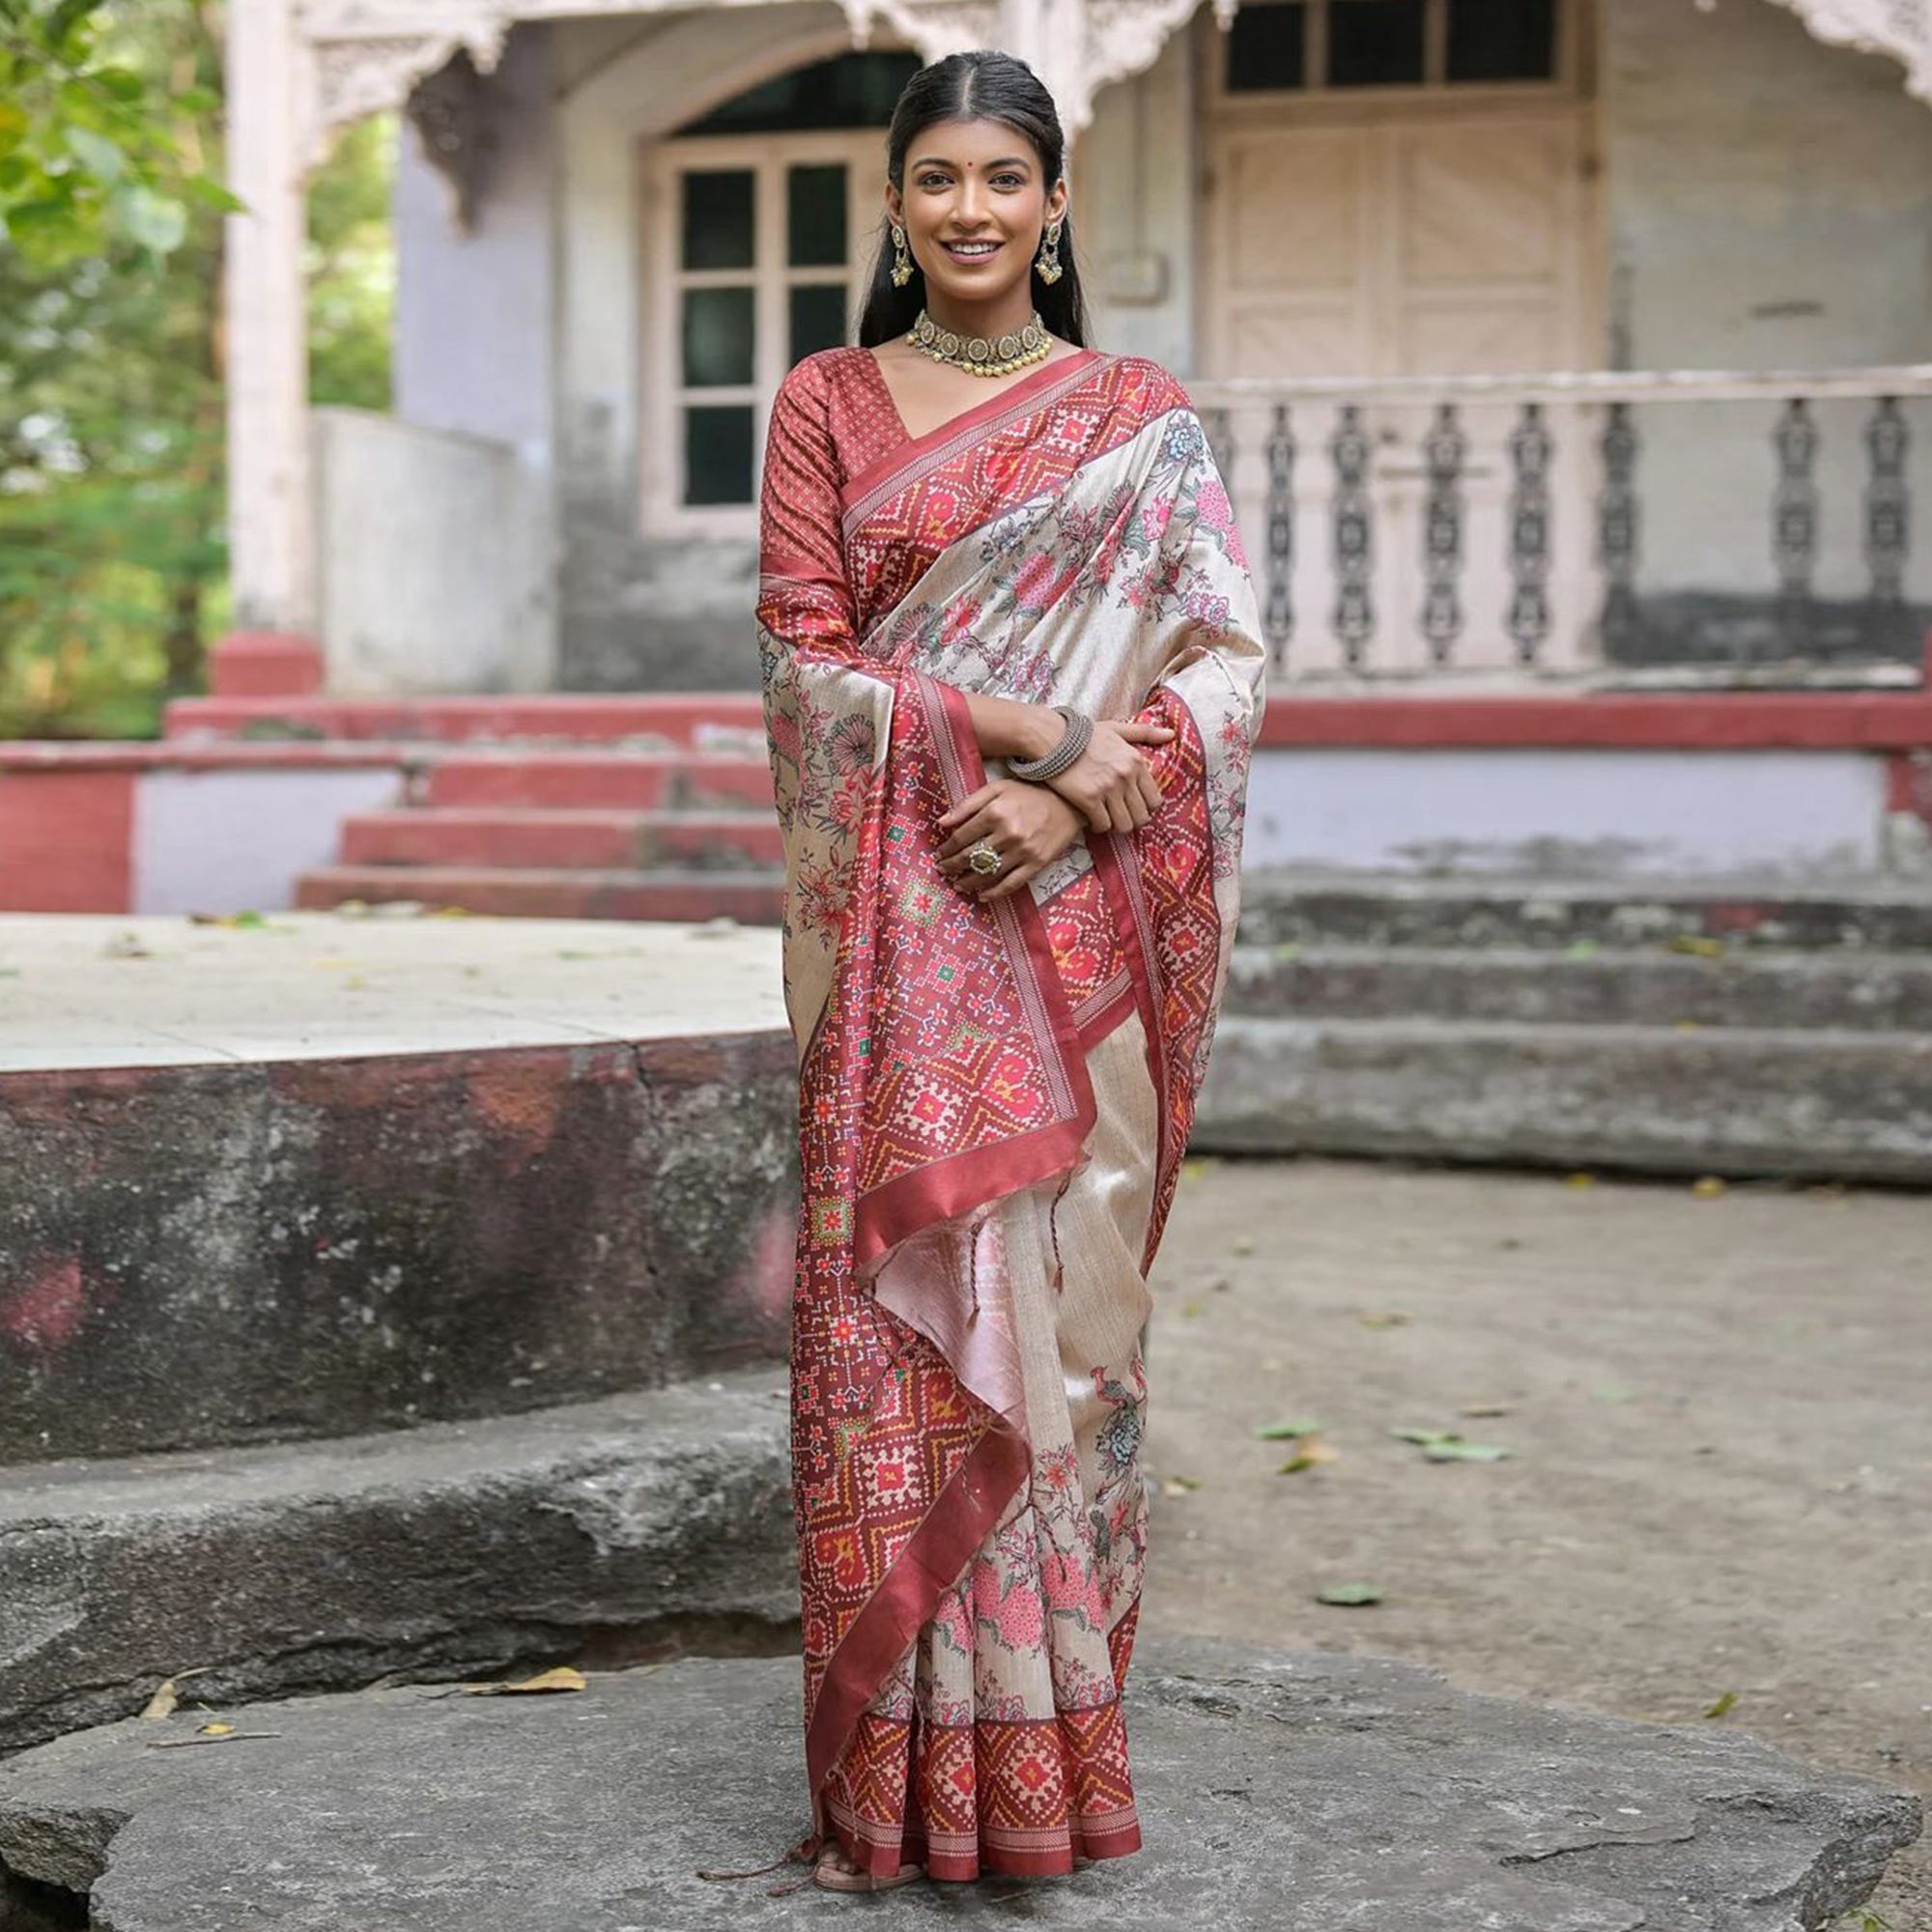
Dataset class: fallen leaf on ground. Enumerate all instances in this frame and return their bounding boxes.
[1160,1476,1204,1496]
[1316,1582,1382,1607]
[1277,1440,1339,1475]
[1565,1172,1597,1188]
[1230,1236,1255,1257]
[197,1721,235,1736]
[1359,1311,1412,1329]
[1691,1176,1727,1198]
[139,1668,213,1720]
[1254,1417,1323,1440]
[1665,935,1726,957]
[1703,1690,1739,1719]
[464,1665,588,1696]
[103,931,153,959]
[1390,1427,1512,1463]
[1460,1402,1510,1418]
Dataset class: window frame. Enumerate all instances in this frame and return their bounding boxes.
[1205,0,1587,111]
[641,128,887,537]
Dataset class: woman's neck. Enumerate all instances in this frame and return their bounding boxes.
[921,288,1039,341]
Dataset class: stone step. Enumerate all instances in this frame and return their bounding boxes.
[0,1372,793,1757]
[1195,1015,1932,1182]
[163,692,767,751]
[1236,870,1932,952]
[1,1013,795,1464]
[423,749,774,811]
[1227,943,1932,1031]
[0,1637,1917,1930]
[338,807,786,871]
[296,863,786,923]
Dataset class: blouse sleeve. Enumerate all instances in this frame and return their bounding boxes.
[757,356,860,658]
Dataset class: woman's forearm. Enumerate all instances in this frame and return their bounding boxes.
[961,691,1062,763]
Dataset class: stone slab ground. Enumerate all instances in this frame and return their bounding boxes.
[0,1639,1918,1932]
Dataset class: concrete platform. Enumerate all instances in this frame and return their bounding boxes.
[0,912,784,1071]
[0,1639,1917,1932]
[0,916,798,1461]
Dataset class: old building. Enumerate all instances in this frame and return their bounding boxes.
[225,0,1932,700]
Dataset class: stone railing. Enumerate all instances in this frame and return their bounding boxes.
[1187,366,1932,685]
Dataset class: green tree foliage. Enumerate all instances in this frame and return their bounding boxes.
[0,1,394,738]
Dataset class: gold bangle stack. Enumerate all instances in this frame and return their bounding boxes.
[906,309,1053,379]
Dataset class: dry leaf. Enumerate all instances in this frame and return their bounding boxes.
[198,1721,236,1736]
[1277,1440,1339,1475]
[139,1667,212,1720]
[1691,1176,1727,1198]
[465,1665,588,1697]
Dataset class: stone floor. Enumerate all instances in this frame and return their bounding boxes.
[1144,1155,1932,1929]
[0,912,784,1070]
[0,1640,1916,1932]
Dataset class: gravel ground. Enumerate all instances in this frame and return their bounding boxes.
[1143,1156,1932,1930]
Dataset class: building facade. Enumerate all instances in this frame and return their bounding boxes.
[227,0,1932,696]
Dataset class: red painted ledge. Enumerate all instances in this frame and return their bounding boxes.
[209,632,326,698]
[1252,691,1932,752]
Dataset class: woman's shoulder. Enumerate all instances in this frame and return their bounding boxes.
[1090,351,1197,418]
[779,346,877,407]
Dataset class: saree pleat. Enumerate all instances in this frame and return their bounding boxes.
[756,345,1266,1880]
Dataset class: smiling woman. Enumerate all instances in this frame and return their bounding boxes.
[748,48,1268,1898]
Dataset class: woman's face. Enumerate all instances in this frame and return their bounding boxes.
[887,116,1067,309]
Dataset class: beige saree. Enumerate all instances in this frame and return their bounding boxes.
[756,344,1266,1880]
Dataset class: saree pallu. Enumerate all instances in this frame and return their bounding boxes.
[756,346,1266,1880]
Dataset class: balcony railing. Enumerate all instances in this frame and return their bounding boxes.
[1187,366,1932,685]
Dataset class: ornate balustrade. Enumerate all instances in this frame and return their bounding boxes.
[1188,366,1932,685]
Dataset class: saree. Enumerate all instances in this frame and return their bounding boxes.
[756,344,1266,1881]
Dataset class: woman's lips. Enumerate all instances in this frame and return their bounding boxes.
[939,240,1003,264]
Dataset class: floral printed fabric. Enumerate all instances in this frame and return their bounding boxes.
[756,347,1266,1879]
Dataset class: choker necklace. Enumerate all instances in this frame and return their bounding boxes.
[907,309,1053,378]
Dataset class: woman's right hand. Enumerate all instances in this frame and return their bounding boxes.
[1043,717,1174,834]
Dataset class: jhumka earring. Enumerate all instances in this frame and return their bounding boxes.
[1035,218,1065,286]
[890,223,915,288]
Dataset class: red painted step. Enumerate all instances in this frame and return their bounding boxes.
[338,808,784,871]
[423,751,775,811]
[164,692,767,749]
[297,865,785,924]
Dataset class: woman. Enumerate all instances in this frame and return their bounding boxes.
[755,48,1266,1893]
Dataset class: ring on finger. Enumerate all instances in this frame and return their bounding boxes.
[966,839,1003,876]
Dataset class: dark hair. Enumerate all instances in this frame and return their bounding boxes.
[856,50,1093,350]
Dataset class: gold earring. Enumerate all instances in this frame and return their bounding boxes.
[1036,218,1064,286]
[890,223,914,288]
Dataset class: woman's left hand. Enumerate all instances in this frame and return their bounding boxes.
[935,779,1087,903]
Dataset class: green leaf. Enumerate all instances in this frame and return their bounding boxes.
[118,184,186,253]
[185,174,244,213]
[1316,1582,1382,1607]
[1254,1418,1323,1440]
[1421,1439,1511,1463]
[1703,1690,1738,1719]
[64,124,124,182]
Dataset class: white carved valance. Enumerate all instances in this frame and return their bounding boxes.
[1761,0,1932,99]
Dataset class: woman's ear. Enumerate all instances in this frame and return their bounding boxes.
[885,183,905,228]
[1045,178,1069,227]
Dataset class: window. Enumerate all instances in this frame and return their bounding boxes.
[650,134,884,524]
[1224,0,1565,94]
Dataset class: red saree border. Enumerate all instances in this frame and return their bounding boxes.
[805,1416,1031,1833]
[850,670,1099,1275]
[841,349,1107,532]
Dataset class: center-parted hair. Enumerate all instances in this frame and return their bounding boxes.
[856,50,1094,350]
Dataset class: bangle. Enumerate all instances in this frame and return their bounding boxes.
[1009,705,1094,782]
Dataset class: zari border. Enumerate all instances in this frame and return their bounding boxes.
[840,350,1107,536]
[851,671,1098,1273]
[805,1416,1031,1837]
